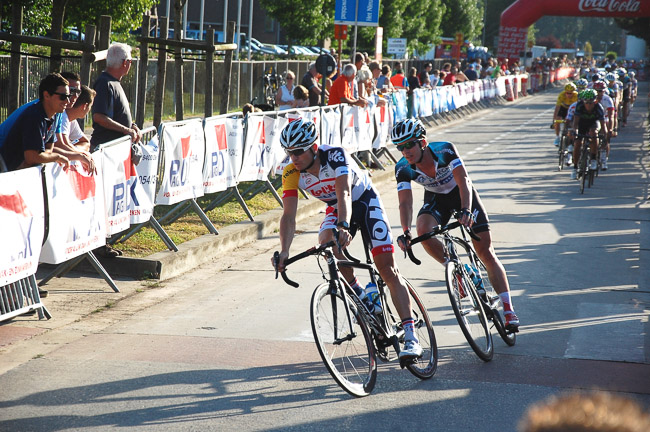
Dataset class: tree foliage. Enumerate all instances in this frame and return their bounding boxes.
[439,0,484,42]
[259,0,334,45]
[615,17,650,45]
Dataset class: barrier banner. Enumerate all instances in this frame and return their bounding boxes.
[373,102,392,149]
[130,136,159,224]
[205,116,244,192]
[321,107,342,148]
[239,114,271,182]
[496,77,507,97]
[355,105,374,152]
[433,87,443,114]
[40,161,106,265]
[392,90,407,121]
[156,119,205,205]
[340,105,358,154]
[422,90,434,117]
[100,138,133,235]
[0,167,45,285]
[266,115,287,177]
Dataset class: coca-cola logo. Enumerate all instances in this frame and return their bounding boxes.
[578,0,640,13]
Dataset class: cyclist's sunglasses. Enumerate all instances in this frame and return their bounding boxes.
[396,138,423,152]
[286,148,307,157]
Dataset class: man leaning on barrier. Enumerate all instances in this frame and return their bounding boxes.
[90,42,141,153]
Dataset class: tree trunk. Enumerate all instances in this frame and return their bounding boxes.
[50,0,69,73]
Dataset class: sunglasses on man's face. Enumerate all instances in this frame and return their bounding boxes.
[52,91,72,101]
[396,139,422,152]
[69,88,82,95]
[286,148,307,157]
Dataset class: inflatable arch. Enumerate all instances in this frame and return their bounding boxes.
[498,0,650,59]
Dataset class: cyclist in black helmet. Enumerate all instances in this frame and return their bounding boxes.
[392,118,520,332]
[274,118,424,360]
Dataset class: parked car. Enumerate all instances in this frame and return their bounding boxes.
[263,43,288,55]
[308,46,330,55]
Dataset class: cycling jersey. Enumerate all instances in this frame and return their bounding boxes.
[282,144,371,206]
[395,142,463,195]
[565,102,578,122]
[574,101,605,134]
[282,144,392,256]
[556,91,578,109]
[598,93,615,112]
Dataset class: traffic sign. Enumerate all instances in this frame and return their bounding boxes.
[334,0,380,26]
[387,38,407,55]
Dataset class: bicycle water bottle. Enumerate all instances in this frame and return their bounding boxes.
[363,282,382,315]
[464,264,484,292]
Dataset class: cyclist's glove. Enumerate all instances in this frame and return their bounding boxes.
[397,230,412,257]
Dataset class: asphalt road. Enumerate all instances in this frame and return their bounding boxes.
[1,84,649,431]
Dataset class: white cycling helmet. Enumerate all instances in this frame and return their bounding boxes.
[280,118,318,150]
[391,118,426,145]
[605,72,617,82]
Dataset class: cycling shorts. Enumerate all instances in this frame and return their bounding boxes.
[577,122,600,137]
[420,186,490,233]
[321,187,394,256]
[622,88,630,102]
[557,106,568,119]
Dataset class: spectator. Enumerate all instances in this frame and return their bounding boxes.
[242,103,261,117]
[377,64,394,92]
[54,84,96,172]
[353,53,366,98]
[518,391,650,432]
[301,62,325,106]
[368,61,382,85]
[464,63,478,81]
[275,70,297,111]
[443,67,460,86]
[90,42,141,152]
[407,67,420,118]
[0,73,70,172]
[431,69,441,86]
[419,62,432,88]
[392,61,403,77]
[328,64,367,108]
[390,67,408,89]
[292,85,309,108]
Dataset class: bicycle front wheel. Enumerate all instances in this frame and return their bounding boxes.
[310,283,377,397]
[402,278,438,379]
[445,263,493,361]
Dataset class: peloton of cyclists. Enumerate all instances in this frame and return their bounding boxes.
[569,89,607,180]
[552,83,578,147]
[390,118,520,332]
[593,80,616,170]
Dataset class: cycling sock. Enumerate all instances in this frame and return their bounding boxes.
[401,317,418,342]
[349,278,364,296]
[500,292,514,312]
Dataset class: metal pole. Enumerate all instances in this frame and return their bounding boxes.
[236,0,242,61]
[200,0,205,39]
[352,0,359,62]
[248,0,253,61]
[223,0,229,42]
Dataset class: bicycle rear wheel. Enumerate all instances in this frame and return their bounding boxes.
[578,148,588,194]
[401,278,438,379]
[445,263,493,361]
[558,134,566,171]
[310,282,377,397]
[473,260,516,346]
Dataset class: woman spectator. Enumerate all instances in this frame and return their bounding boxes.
[376,65,394,92]
[275,71,297,110]
[407,67,420,117]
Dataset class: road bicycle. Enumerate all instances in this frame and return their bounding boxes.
[273,229,438,397]
[403,217,516,362]
[261,66,285,109]
[574,132,602,193]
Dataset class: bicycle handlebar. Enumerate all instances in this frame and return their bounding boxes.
[404,219,480,265]
[272,241,337,288]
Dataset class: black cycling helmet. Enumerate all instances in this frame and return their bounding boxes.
[280,118,318,150]
[391,118,426,145]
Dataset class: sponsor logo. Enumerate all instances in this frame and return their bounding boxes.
[210,151,225,177]
[578,0,640,12]
[328,150,344,163]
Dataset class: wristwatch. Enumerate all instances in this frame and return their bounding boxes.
[336,221,350,230]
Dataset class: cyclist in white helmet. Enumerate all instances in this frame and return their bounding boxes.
[274,118,424,360]
[391,118,520,332]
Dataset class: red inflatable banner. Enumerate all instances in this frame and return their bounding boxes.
[498,0,650,59]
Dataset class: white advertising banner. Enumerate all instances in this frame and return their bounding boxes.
[265,115,287,178]
[130,136,159,224]
[355,106,374,152]
[0,167,45,285]
[239,114,272,182]
[40,161,106,265]
[156,119,206,205]
[203,116,240,194]
[340,105,358,154]
[373,102,392,149]
[100,138,133,235]
[321,107,342,148]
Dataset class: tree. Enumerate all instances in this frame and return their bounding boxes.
[0,0,53,35]
[64,0,158,36]
[259,0,334,46]
[615,17,650,45]
[439,0,484,42]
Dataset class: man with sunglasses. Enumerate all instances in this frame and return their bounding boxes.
[391,118,519,332]
[274,118,424,360]
[569,89,606,180]
[90,43,141,152]
[0,73,70,172]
